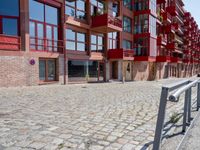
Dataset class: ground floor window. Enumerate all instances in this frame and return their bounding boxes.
[39,58,57,81]
[68,60,104,82]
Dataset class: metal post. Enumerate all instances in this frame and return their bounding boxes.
[197,82,200,111]
[187,88,192,124]
[153,87,169,150]
[183,90,189,132]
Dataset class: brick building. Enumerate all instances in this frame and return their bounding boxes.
[0,0,200,87]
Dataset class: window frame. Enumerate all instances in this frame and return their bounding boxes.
[108,32,118,49]
[29,0,61,52]
[65,0,87,20]
[123,16,132,33]
[90,34,104,52]
[39,58,58,82]
[66,29,87,52]
[0,0,20,36]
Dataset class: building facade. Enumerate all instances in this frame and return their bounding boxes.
[0,0,200,87]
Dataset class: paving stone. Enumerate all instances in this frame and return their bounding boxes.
[52,138,64,145]
[106,135,118,142]
[122,143,136,150]
[0,78,189,149]
[59,134,72,139]
[28,142,46,149]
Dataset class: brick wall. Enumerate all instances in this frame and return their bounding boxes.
[0,53,65,87]
[0,55,38,87]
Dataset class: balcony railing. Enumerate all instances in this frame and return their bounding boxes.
[30,37,63,53]
[91,14,122,32]
[157,35,167,45]
[108,15,122,28]
[108,48,134,60]
[162,12,172,23]
[0,35,21,51]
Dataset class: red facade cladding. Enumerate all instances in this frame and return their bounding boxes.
[0,35,20,51]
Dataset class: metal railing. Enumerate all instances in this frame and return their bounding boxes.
[30,37,63,53]
[153,78,200,150]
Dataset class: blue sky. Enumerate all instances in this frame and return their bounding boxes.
[183,0,200,26]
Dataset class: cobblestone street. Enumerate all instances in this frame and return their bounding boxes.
[0,78,186,150]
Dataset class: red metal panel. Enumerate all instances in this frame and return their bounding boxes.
[91,14,122,29]
[0,35,20,51]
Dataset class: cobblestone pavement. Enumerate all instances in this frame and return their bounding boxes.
[0,78,187,150]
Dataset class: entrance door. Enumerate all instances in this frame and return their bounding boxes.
[39,59,57,81]
[112,61,118,79]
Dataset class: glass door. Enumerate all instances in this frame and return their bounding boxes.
[39,59,57,81]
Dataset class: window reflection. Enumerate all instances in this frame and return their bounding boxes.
[123,16,132,33]
[66,0,86,20]
[2,18,18,36]
[29,0,44,22]
[29,0,59,52]
[0,0,19,36]
[66,29,86,51]
[0,0,19,16]
[90,34,104,52]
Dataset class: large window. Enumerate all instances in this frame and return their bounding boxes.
[134,37,149,56]
[123,16,132,33]
[66,29,86,51]
[29,0,60,52]
[90,34,104,52]
[108,32,118,49]
[134,14,149,34]
[68,60,104,82]
[134,0,148,11]
[66,0,86,20]
[39,59,57,81]
[123,0,132,10]
[0,0,19,36]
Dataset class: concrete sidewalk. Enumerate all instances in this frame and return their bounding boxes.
[179,112,200,150]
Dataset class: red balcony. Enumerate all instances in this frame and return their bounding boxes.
[162,12,172,23]
[0,35,21,51]
[166,43,176,50]
[91,14,122,33]
[164,24,175,33]
[157,0,166,4]
[183,59,190,63]
[156,56,171,62]
[171,57,182,63]
[108,48,134,60]
[157,36,167,46]
[30,37,63,53]
[184,50,190,54]
[173,23,184,35]
[166,6,178,16]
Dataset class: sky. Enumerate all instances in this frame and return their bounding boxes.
[183,0,200,27]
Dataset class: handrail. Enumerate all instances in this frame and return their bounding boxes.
[169,79,199,102]
[153,78,200,150]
